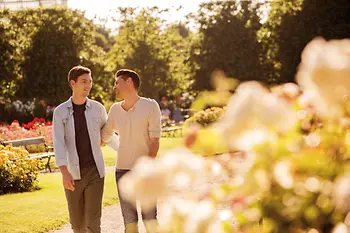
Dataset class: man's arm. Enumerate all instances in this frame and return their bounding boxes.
[148,100,162,158]
[100,105,119,150]
[148,137,160,158]
[101,105,116,144]
[100,104,108,129]
[59,166,75,191]
[53,109,74,191]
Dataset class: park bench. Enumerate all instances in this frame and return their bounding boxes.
[2,136,55,172]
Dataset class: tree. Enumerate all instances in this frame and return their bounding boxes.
[0,10,21,103]
[158,22,194,96]
[260,0,350,83]
[190,0,265,91]
[0,8,112,105]
[1,8,112,105]
[106,7,192,100]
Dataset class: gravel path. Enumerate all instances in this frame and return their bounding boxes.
[48,203,148,233]
[48,166,228,233]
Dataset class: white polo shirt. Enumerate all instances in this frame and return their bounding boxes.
[101,97,161,169]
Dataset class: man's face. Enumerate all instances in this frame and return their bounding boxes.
[113,76,129,99]
[71,73,92,97]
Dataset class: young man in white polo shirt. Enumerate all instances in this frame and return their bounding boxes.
[101,69,161,233]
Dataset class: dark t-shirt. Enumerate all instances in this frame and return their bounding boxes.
[73,102,96,169]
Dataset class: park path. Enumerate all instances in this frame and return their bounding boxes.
[48,163,234,233]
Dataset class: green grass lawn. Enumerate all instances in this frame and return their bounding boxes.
[0,171,118,233]
[48,137,184,168]
[0,137,183,233]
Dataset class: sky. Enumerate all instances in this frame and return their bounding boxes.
[68,0,205,29]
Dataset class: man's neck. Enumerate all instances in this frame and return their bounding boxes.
[122,94,140,110]
[72,94,87,105]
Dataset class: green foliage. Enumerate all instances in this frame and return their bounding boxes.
[20,15,80,103]
[235,121,350,232]
[257,0,303,84]
[0,7,112,105]
[0,145,43,195]
[190,0,266,90]
[260,0,350,83]
[106,7,192,99]
[1,1,350,107]
[0,10,22,102]
[187,83,350,232]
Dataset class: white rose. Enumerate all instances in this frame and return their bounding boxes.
[296,37,350,118]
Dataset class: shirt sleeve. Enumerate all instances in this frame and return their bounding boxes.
[100,104,107,130]
[148,100,162,138]
[53,109,68,167]
[101,104,116,143]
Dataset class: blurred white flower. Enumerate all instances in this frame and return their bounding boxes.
[160,198,233,233]
[296,37,350,118]
[305,177,321,193]
[333,173,350,213]
[217,81,296,150]
[160,148,206,189]
[298,91,316,111]
[184,200,216,233]
[217,209,233,221]
[297,109,308,119]
[274,160,294,189]
[271,82,301,102]
[119,156,169,212]
[305,133,321,148]
[210,161,223,177]
[231,129,277,151]
[119,149,207,212]
[206,221,224,233]
[333,223,349,233]
[160,197,197,229]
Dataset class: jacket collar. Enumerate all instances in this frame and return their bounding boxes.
[66,97,91,109]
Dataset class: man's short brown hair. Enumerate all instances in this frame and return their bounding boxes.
[115,69,141,91]
[68,66,91,86]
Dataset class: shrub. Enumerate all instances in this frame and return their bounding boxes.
[184,107,225,127]
[0,145,43,194]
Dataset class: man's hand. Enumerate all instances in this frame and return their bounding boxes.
[100,140,106,147]
[59,166,75,191]
[63,171,75,191]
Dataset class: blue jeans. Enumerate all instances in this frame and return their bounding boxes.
[115,169,157,225]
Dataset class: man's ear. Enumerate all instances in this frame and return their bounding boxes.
[128,77,136,89]
[69,80,75,88]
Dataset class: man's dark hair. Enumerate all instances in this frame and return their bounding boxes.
[115,69,141,91]
[68,66,91,86]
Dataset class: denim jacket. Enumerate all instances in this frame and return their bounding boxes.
[53,97,107,180]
